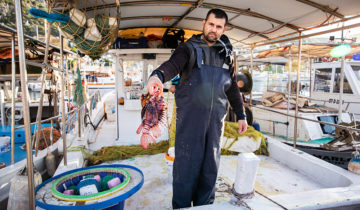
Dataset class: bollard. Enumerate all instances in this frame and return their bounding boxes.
[234,153,260,194]
[231,153,260,208]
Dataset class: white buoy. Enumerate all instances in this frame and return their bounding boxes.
[165,147,175,183]
[45,150,56,177]
[234,153,260,194]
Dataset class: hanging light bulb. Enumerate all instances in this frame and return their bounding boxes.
[330,44,352,58]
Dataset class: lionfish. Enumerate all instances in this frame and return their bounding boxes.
[136,93,166,149]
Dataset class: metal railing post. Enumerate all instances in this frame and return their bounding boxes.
[60,33,67,166]
[14,0,35,208]
[11,34,16,165]
[294,32,302,148]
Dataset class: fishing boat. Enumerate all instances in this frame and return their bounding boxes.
[2,0,360,209]
[249,43,360,169]
[311,61,360,119]
[82,61,116,97]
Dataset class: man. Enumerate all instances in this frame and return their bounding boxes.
[147,9,247,208]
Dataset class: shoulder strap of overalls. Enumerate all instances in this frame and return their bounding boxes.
[190,42,203,68]
[179,41,203,85]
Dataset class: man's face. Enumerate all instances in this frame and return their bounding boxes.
[202,13,226,43]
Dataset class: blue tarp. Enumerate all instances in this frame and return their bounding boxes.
[0,143,34,166]
[0,123,52,144]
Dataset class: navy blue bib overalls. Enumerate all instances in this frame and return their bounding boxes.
[173,41,232,208]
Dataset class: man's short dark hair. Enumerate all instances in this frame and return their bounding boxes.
[205,8,228,25]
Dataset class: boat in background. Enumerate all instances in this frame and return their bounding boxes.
[311,61,360,120]
[83,63,116,97]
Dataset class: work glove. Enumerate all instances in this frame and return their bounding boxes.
[147,76,163,96]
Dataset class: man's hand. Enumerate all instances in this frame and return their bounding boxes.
[238,120,248,134]
[147,76,163,95]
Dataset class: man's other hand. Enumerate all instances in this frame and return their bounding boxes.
[147,76,163,95]
[238,120,247,134]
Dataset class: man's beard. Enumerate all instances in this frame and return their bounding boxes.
[204,32,218,43]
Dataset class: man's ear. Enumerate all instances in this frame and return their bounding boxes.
[202,19,205,28]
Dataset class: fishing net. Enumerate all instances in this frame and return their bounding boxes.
[48,0,120,58]
[73,68,84,106]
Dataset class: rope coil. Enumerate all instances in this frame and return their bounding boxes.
[231,185,255,210]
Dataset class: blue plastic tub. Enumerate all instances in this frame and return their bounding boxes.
[35,164,144,210]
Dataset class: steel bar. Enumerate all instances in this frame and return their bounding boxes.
[60,33,67,166]
[286,47,292,141]
[249,47,254,105]
[254,22,360,47]
[10,34,16,165]
[115,56,120,140]
[296,0,344,19]
[294,32,303,148]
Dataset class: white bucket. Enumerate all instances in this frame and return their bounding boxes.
[104,93,116,122]
[0,136,10,153]
[165,147,175,183]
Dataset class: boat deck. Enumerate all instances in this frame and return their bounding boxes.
[84,103,353,209]
[51,100,360,209]
[110,153,324,209]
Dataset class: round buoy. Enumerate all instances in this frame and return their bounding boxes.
[45,151,56,177]
[236,71,253,94]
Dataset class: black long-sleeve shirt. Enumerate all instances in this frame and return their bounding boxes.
[151,36,245,120]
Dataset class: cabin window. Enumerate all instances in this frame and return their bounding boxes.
[351,65,360,81]
[123,61,144,100]
[317,115,337,135]
[123,61,144,85]
[333,68,353,94]
[314,68,332,92]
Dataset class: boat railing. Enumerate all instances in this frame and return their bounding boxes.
[13,90,101,131]
[265,89,360,104]
[252,105,360,134]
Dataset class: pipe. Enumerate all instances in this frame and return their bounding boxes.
[338,24,345,123]
[309,55,312,99]
[286,47,292,141]
[14,0,35,208]
[254,22,360,47]
[294,33,302,148]
[77,56,81,138]
[65,56,71,113]
[115,55,120,140]
[11,34,16,165]
[60,33,67,166]
[249,47,254,105]
[338,56,345,123]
